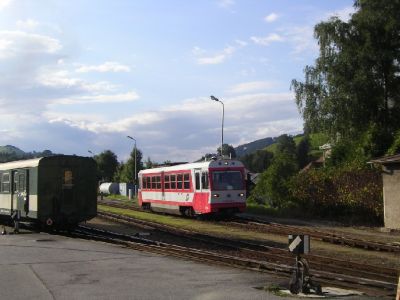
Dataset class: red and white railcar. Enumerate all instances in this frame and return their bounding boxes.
[138,159,246,216]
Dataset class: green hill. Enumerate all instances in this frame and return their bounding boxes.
[265,133,329,157]
[0,145,25,156]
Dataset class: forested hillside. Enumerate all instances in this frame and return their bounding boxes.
[0,145,55,163]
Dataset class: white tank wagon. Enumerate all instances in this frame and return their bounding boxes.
[138,159,246,216]
[99,182,119,195]
[0,155,97,229]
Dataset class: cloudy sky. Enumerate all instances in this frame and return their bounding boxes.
[0,0,354,162]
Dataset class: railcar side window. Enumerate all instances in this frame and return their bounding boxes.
[2,173,10,193]
[201,172,209,189]
[156,176,161,189]
[151,176,156,189]
[146,176,151,189]
[170,175,176,189]
[164,175,170,189]
[177,174,183,189]
[184,173,190,189]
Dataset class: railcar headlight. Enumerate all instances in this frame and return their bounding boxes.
[238,193,244,197]
[213,194,220,198]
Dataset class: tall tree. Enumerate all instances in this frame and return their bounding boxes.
[119,148,143,183]
[292,0,400,157]
[217,144,237,158]
[94,150,119,182]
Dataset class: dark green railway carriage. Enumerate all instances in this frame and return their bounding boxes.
[0,155,97,228]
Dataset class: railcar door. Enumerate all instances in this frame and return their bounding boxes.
[12,169,29,216]
[195,170,202,192]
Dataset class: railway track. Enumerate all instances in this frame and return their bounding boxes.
[92,210,397,298]
[232,216,400,253]
[98,199,400,254]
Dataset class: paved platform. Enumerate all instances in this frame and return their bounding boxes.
[0,230,282,299]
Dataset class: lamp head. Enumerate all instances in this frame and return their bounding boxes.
[210,95,219,102]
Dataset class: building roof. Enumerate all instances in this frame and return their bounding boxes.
[369,154,400,165]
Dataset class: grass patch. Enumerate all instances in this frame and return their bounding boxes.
[100,194,139,207]
[97,204,287,244]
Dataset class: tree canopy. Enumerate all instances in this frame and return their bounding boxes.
[292,0,400,158]
[93,150,119,182]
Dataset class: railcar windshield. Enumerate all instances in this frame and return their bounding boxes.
[211,170,244,190]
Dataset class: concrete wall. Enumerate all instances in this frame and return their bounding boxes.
[382,164,400,229]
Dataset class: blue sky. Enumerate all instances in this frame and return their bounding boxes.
[0,0,354,162]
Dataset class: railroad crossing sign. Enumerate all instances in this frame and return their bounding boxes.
[288,234,310,255]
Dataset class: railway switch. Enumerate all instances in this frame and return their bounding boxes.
[288,234,321,295]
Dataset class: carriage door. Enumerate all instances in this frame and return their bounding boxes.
[195,170,202,192]
[12,169,29,215]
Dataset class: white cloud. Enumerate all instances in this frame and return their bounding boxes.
[284,26,317,54]
[193,40,247,65]
[36,68,118,93]
[218,0,234,8]
[195,46,235,65]
[264,13,279,23]
[0,30,61,59]
[235,39,248,47]
[326,6,355,22]
[44,91,301,162]
[251,33,284,46]
[75,61,131,73]
[16,19,40,30]
[55,91,140,105]
[227,81,278,94]
[0,0,12,10]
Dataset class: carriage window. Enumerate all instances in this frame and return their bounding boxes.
[201,172,209,189]
[151,176,156,189]
[164,175,170,189]
[170,174,176,189]
[2,173,10,193]
[183,173,190,189]
[17,174,25,191]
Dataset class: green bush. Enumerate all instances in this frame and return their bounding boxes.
[289,165,383,224]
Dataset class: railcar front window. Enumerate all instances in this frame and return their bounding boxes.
[211,171,243,190]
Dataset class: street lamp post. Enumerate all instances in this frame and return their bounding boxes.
[210,95,224,157]
[88,150,94,156]
[127,136,137,196]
